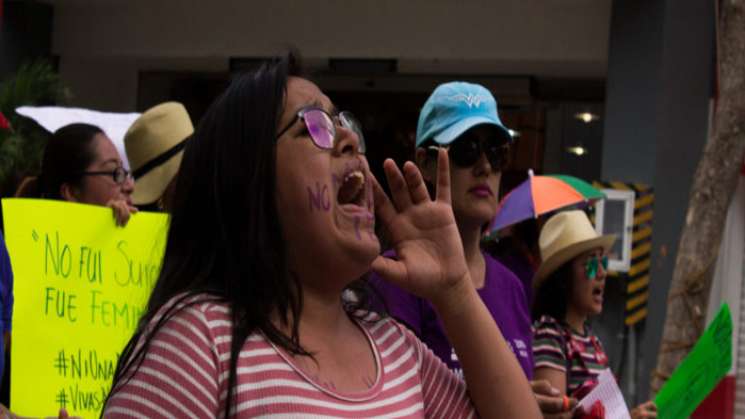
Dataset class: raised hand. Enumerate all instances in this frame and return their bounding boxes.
[372,149,541,419]
[371,148,470,305]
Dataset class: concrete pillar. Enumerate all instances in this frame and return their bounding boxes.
[602,0,714,403]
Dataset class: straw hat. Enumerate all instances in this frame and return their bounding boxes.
[125,102,193,205]
[534,210,616,288]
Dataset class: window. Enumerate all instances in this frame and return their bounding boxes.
[594,189,635,272]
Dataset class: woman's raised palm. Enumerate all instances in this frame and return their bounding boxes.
[371,149,470,303]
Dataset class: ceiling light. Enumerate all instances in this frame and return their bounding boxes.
[574,112,599,123]
[566,146,588,156]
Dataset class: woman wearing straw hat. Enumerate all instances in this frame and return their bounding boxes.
[124,102,193,212]
[532,210,657,418]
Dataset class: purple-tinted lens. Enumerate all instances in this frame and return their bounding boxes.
[303,109,335,149]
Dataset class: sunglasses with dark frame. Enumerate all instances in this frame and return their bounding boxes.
[427,131,512,171]
[80,167,132,185]
[276,106,366,153]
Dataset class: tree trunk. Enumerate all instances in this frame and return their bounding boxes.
[650,1,745,397]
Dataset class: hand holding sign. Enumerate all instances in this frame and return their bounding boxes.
[105,199,138,227]
[2,199,168,418]
[0,405,83,419]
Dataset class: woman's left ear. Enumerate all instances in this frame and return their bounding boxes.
[59,183,80,202]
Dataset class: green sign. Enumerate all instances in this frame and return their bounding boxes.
[654,303,732,419]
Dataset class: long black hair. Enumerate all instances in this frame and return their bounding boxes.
[16,123,102,199]
[107,56,318,415]
[531,262,574,322]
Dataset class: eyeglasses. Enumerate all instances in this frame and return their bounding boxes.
[585,255,609,280]
[429,135,511,171]
[276,106,366,153]
[81,167,132,185]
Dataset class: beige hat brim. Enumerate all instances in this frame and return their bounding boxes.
[533,234,616,290]
[131,150,183,205]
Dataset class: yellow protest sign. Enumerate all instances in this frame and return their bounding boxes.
[2,198,168,418]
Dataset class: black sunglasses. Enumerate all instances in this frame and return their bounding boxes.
[429,134,511,171]
[80,167,131,185]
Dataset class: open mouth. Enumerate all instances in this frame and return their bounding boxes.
[592,286,604,299]
[337,169,367,208]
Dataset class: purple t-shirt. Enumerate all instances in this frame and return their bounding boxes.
[497,251,535,306]
[369,250,534,379]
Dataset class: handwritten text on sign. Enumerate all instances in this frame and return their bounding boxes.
[2,199,168,418]
[654,303,732,419]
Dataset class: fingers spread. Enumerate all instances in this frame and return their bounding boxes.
[372,175,397,227]
[435,148,451,203]
[383,158,412,211]
[402,161,430,204]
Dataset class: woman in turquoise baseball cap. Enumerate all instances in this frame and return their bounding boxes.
[371,81,577,416]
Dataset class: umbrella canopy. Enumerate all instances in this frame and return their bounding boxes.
[547,174,605,201]
[490,173,605,233]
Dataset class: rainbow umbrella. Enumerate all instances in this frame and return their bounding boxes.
[490,173,605,233]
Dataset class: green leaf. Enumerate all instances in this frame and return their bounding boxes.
[0,60,69,195]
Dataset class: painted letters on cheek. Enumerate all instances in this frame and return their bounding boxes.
[307,182,330,212]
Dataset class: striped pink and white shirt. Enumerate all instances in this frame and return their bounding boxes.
[105,295,476,418]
